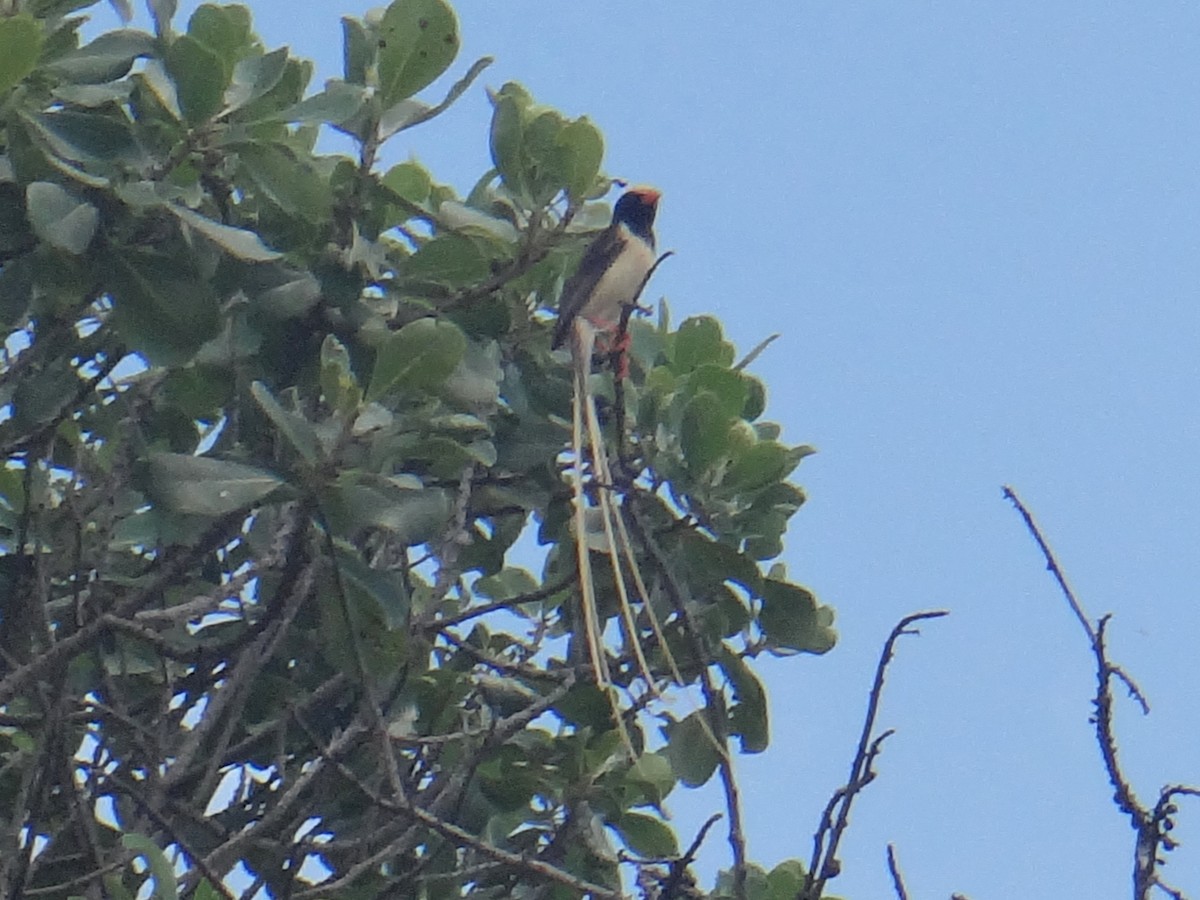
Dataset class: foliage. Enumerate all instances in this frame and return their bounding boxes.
[0,0,833,896]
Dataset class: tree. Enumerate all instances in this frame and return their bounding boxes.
[0,0,835,896]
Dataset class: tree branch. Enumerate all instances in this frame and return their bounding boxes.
[802,610,948,900]
[1003,485,1200,900]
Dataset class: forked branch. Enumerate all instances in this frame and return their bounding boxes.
[1003,485,1200,900]
[801,609,949,900]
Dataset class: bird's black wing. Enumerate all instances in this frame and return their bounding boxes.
[551,224,623,349]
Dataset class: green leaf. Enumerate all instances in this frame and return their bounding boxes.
[168,204,281,261]
[665,711,722,788]
[382,160,432,206]
[368,317,466,401]
[0,255,33,327]
[235,142,333,220]
[280,80,369,126]
[52,81,134,107]
[138,59,183,120]
[224,48,289,114]
[341,16,371,84]
[232,55,312,122]
[377,0,460,107]
[724,440,793,495]
[742,374,767,420]
[625,752,676,807]
[108,0,134,22]
[488,82,529,199]
[147,453,284,516]
[187,3,252,67]
[106,251,220,365]
[147,0,177,38]
[332,541,410,630]
[161,365,232,420]
[713,864,772,900]
[672,315,735,374]
[120,834,178,900]
[318,541,410,677]
[718,645,769,753]
[102,874,137,900]
[522,109,567,204]
[250,381,320,464]
[765,859,807,900]
[25,182,99,255]
[26,110,143,169]
[320,334,361,413]
[324,478,451,546]
[688,365,750,420]
[252,269,321,318]
[551,681,614,730]
[405,233,490,284]
[681,390,731,473]
[0,15,42,97]
[556,116,603,201]
[11,358,82,429]
[165,34,227,124]
[611,812,678,859]
[440,338,502,410]
[759,577,835,654]
[473,567,538,603]
[678,532,762,595]
[46,29,152,83]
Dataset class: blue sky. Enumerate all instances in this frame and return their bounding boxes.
[93,1,1200,896]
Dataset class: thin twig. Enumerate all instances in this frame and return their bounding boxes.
[886,843,910,900]
[1001,486,1094,643]
[443,202,581,310]
[803,610,949,900]
[658,813,722,899]
[422,571,574,631]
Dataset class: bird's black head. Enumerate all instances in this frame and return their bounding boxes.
[612,187,660,244]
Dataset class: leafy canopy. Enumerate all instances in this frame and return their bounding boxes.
[0,0,834,896]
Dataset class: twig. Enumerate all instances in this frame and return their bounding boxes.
[1003,485,1200,900]
[422,571,574,631]
[803,610,949,900]
[886,843,910,900]
[657,813,722,899]
[1001,486,1094,643]
[443,202,581,310]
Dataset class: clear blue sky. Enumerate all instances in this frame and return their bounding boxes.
[95,1,1200,896]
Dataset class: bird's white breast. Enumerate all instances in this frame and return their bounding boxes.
[583,225,656,327]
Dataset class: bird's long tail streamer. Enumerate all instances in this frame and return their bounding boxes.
[570,322,633,753]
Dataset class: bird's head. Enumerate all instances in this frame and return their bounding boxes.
[612,187,660,241]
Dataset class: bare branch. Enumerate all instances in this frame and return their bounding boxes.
[803,610,949,900]
[887,843,910,900]
[1001,485,1095,643]
[1004,486,1200,900]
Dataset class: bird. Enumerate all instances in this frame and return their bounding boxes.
[554,187,679,749]
[551,187,661,352]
